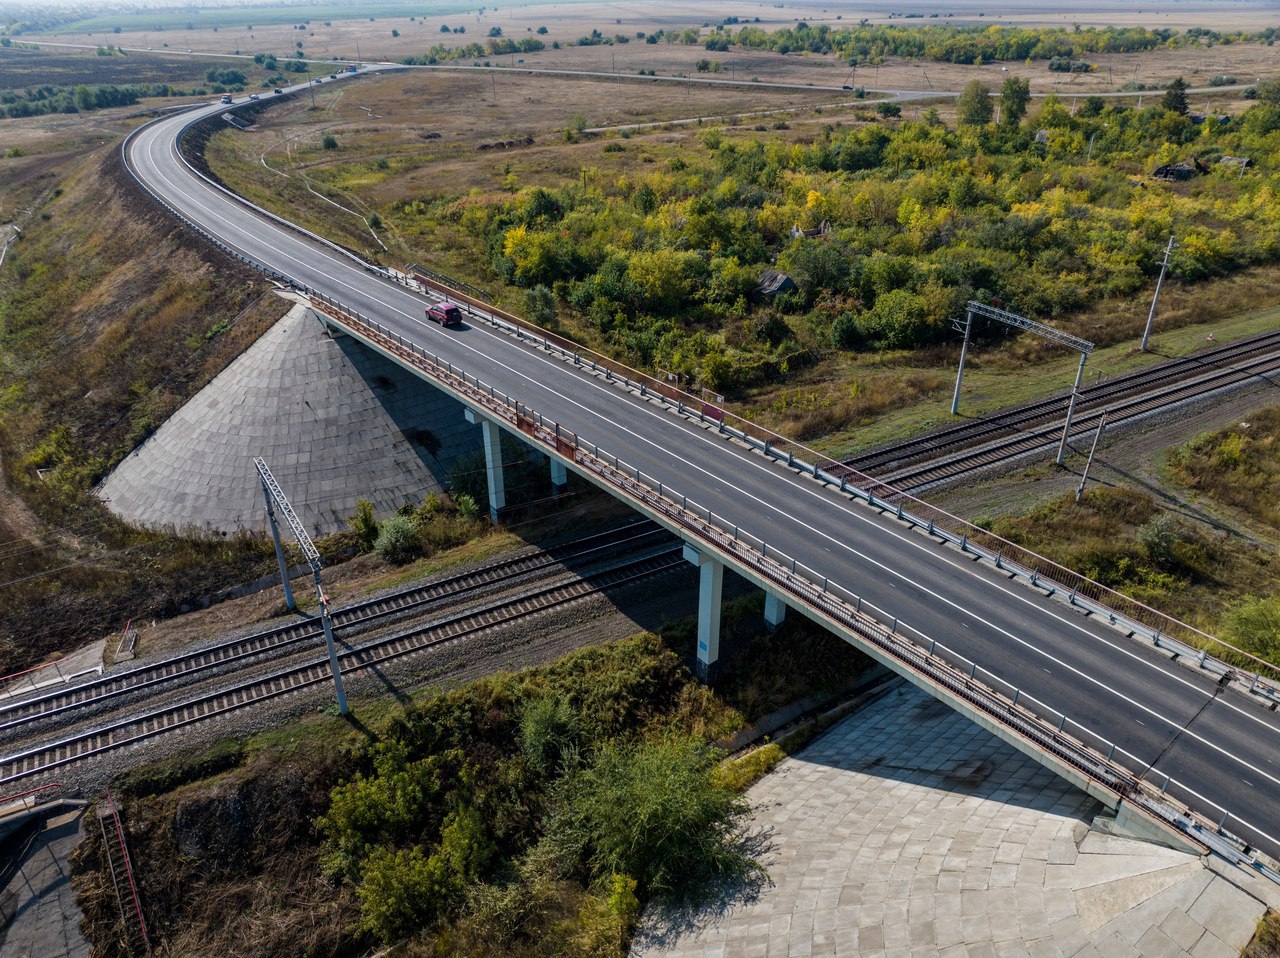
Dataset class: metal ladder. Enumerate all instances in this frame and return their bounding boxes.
[97,788,150,955]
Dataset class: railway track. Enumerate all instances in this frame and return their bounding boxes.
[0,521,670,737]
[845,331,1280,492]
[0,546,685,787]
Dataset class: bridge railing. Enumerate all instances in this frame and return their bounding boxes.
[121,109,1280,706]
[307,295,1279,883]
[391,270,1280,703]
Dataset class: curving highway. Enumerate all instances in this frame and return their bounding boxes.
[125,89,1280,863]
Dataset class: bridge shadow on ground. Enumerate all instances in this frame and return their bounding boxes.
[634,681,1121,956]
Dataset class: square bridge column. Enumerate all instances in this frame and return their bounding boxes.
[549,456,568,492]
[464,409,506,521]
[764,590,787,631]
[682,543,723,682]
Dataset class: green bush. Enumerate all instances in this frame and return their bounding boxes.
[1221,596,1280,664]
[519,696,580,776]
[356,805,494,942]
[374,514,419,563]
[454,493,480,519]
[543,736,759,900]
[349,498,379,553]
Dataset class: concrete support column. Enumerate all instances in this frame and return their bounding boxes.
[465,409,506,521]
[549,456,568,492]
[682,543,723,682]
[764,590,787,631]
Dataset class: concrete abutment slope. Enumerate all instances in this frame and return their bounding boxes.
[98,301,482,534]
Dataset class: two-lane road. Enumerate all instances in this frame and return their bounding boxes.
[126,97,1280,861]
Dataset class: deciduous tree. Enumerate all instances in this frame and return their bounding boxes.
[999,75,1031,127]
[956,80,993,125]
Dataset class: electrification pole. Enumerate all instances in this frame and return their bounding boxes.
[1056,351,1089,466]
[950,309,973,415]
[1140,235,1176,352]
[254,457,348,715]
[1075,408,1108,501]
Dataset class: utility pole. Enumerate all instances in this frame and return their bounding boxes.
[254,457,348,716]
[950,309,973,415]
[1056,351,1089,466]
[308,77,316,108]
[1140,235,1176,351]
[1075,409,1108,501]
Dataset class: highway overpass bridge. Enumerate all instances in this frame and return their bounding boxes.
[122,85,1280,875]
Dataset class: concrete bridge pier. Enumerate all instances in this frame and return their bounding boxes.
[464,409,506,521]
[764,590,787,631]
[682,543,723,682]
[549,456,568,494]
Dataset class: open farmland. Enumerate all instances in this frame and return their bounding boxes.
[15,0,1276,101]
[0,47,239,90]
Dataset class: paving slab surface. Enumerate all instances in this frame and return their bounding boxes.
[633,683,1268,958]
[0,809,91,958]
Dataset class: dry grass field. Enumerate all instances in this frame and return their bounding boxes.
[33,0,1280,56]
[23,0,1278,100]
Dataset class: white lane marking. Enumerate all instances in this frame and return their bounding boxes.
[1106,738,1280,857]
[137,119,1280,790]
[394,324,1280,794]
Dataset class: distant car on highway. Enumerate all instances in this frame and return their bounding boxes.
[329,73,338,79]
[248,93,260,100]
[426,303,462,327]
[273,88,283,95]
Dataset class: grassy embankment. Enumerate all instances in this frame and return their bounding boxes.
[0,92,304,672]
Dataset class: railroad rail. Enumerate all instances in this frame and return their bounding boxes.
[0,522,668,737]
[0,548,684,787]
[847,330,1280,490]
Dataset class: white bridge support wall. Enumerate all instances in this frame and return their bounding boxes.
[550,456,567,492]
[682,544,723,682]
[465,409,506,521]
[764,590,787,630]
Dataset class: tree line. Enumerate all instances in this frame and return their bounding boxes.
[721,22,1277,64]
[391,85,1278,394]
[0,81,197,117]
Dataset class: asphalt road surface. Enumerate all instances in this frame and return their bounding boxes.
[124,87,1280,862]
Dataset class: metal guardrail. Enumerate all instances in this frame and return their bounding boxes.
[120,110,1280,879]
[306,294,1279,882]
[121,101,1280,707]
[0,658,103,701]
[393,271,1280,708]
[0,782,64,817]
